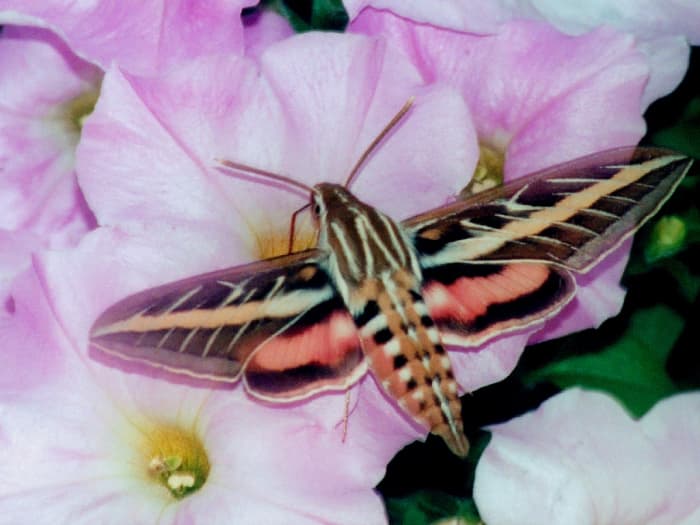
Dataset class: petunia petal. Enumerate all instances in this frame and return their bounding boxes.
[346,2,694,107]
[0,26,97,235]
[343,0,526,34]
[474,388,700,525]
[532,242,630,344]
[77,32,477,259]
[351,11,648,177]
[243,9,295,58]
[0,0,257,74]
[641,393,700,524]
[344,1,700,45]
[0,268,65,392]
[448,332,533,394]
[637,35,690,110]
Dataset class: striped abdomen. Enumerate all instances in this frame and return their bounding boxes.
[353,270,468,456]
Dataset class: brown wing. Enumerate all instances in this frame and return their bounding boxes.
[407,147,691,345]
[90,249,367,400]
[407,147,691,272]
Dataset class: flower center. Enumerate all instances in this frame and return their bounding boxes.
[67,88,100,132]
[143,423,210,500]
[255,226,317,259]
[461,143,505,196]
[56,81,102,138]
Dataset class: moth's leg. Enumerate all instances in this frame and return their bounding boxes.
[287,203,311,254]
[341,389,351,443]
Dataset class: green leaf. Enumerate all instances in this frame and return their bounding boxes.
[663,258,700,303]
[649,96,700,158]
[267,0,312,32]
[681,207,700,245]
[310,0,348,30]
[386,491,482,525]
[267,0,348,32]
[525,306,684,417]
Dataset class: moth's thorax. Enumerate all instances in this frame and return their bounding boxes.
[312,183,422,308]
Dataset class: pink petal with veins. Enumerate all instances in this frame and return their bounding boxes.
[243,9,295,58]
[474,389,700,525]
[0,0,257,74]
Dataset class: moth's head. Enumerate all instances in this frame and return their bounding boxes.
[311,183,366,226]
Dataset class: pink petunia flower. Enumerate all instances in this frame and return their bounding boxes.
[350,9,651,357]
[343,1,696,108]
[0,266,402,524]
[0,0,255,301]
[474,388,700,524]
[0,26,99,299]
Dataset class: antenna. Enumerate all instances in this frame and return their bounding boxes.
[343,97,414,189]
[217,159,314,194]
[216,97,415,255]
[216,159,314,255]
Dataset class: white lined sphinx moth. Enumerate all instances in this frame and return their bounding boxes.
[90,146,692,457]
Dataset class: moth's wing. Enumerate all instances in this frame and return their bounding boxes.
[407,147,692,272]
[405,147,692,346]
[90,249,366,401]
[421,262,575,347]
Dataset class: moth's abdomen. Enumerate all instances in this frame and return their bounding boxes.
[352,270,469,457]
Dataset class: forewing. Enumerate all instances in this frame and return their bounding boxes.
[90,249,365,400]
[408,147,692,272]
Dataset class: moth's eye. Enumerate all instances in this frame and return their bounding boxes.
[313,203,321,215]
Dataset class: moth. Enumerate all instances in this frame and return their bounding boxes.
[89,105,692,457]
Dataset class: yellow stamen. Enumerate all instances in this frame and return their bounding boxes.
[59,79,102,135]
[461,143,505,197]
[256,228,317,259]
[143,423,210,500]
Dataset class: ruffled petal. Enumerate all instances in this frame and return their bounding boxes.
[347,3,693,106]
[642,393,700,524]
[0,0,257,74]
[77,32,477,259]
[474,389,700,525]
[344,1,700,45]
[638,35,690,109]
[0,26,97,234]
[450,331,535,393]
[351,11,648,176]
[532,242,630,343]
[343,0,528,34]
